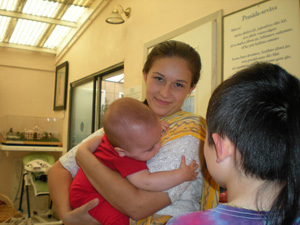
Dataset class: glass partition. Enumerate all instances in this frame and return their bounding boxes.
[68,64,124,151]
[69,80,94,149]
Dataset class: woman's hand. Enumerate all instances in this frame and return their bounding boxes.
[48,161,100,225]
[61,199,101,225]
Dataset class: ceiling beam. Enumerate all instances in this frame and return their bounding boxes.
[0,10,77,28]
[0,42,56,54]
[3,17,17,42]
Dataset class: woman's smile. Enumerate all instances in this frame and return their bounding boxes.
[144,57,194,118]
[154,97,171,106]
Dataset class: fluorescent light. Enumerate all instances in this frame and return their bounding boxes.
[9,19,47,46]
[61,5,86,22]
[23,0,60,18]
[0,0,98,52]
[44,2,60,17]
[43,25,71,49]
[0,0,18,11]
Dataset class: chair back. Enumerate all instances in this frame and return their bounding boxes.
[23,152,55,166]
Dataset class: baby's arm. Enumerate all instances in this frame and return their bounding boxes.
[126,155,198,192]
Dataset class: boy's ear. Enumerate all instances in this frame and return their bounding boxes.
[114,147,127,157]
[212,133,233,163]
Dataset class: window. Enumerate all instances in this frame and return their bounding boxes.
[67,64,124,150]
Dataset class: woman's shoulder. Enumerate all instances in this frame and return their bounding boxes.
[163,111,206,132]
[161,111,206,144]
[163,111,205,125]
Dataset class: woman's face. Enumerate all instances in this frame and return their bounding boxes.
[144,57,196,118]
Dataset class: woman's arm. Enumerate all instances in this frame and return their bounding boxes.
[48,129,104,225]
[48,161,72,218]
[48,161,100,225]
[76,147,171,220]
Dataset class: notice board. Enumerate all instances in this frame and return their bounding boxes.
[223,0,300,80]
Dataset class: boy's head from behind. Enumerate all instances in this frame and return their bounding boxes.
[103,97,162,161]
[206,62,300,184]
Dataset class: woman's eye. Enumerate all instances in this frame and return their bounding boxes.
[175,83,184,88]
[155,76,163,82]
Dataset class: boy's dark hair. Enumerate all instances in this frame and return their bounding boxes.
[206,62,300,225]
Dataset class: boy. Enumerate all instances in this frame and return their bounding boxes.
[167,62,300,225]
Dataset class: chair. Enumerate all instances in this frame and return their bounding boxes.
[17,152,62,224]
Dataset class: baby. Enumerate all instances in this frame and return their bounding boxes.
[70,97,199,225]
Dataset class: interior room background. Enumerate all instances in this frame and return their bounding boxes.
[0,0,291,206]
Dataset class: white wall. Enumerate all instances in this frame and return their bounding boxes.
[56,0,265,153]
[0,0,283,200]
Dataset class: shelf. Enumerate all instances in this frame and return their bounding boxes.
[0,144,63,152]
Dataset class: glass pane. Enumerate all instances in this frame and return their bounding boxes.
[94,76,101,131]
[69,80,94,149]
[99,72,124,128]
[182,95,195,113]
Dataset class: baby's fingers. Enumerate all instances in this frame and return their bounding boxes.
[161,120,170,136]
[189,160,199,170]
[193,172,199,180]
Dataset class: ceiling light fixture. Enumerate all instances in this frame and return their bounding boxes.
[105,5,131,24]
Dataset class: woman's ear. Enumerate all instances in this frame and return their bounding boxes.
[114,147,127,157]
[143,72,147,82]
[188,84,197,95]
[212,133,233,163]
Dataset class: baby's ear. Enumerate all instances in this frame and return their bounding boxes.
[212,133,233,163]
[114,147,126,157]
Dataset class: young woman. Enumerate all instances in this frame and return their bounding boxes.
[48,40,219,225]
[167,62,300,225]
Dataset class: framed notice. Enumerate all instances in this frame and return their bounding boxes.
[54,61,69,110]
[223,0,300,80]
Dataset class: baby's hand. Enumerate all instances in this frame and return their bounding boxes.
[179,155,199,181]
[161,120,169,136]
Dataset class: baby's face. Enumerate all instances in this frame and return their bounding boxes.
[125,122,162,161]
